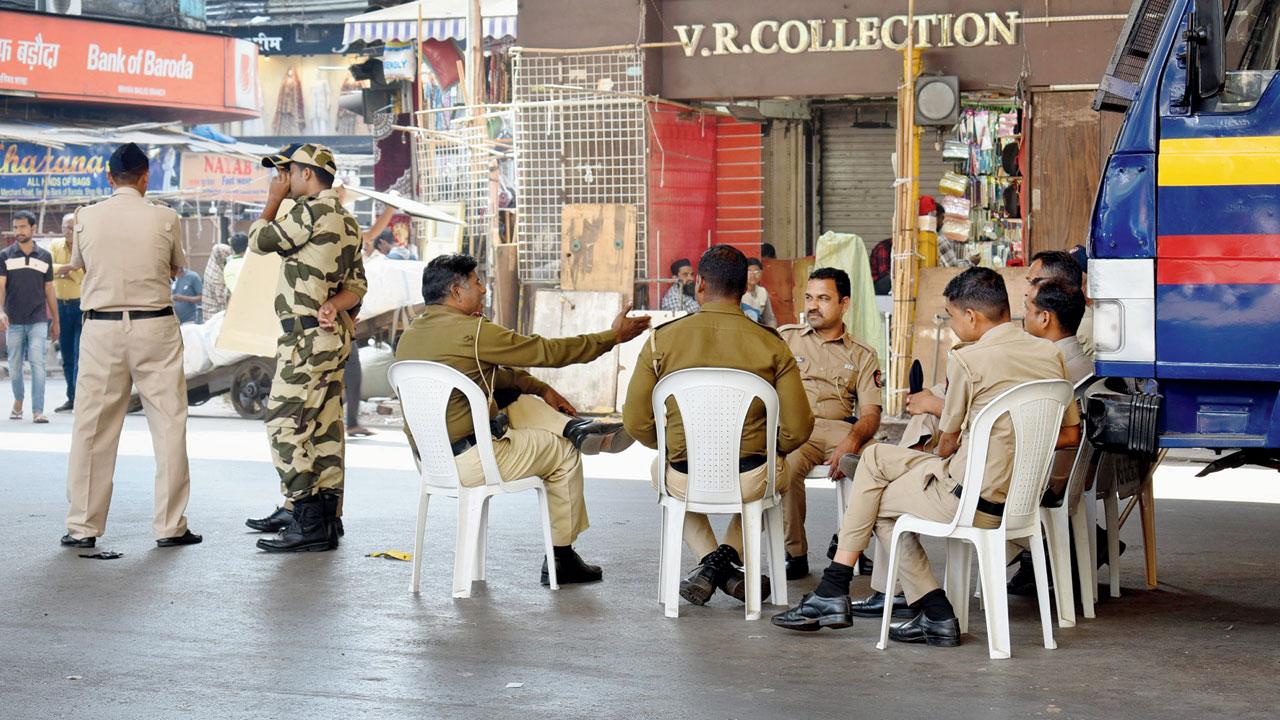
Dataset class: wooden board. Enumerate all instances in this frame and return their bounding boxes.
[528,289,623,414]
[560,204,637,301]
[493,242,519,329]
[910,266,1032,392]
[761,257,799,325]
[614,310,686,413]
[1029,90,1102,256]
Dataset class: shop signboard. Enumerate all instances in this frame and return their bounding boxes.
[0,10,260,118]
[0,141,178,201]
[179,152,271,203]
[228,24,347,57]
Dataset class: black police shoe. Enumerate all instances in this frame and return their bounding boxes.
[156,530,203,548]
[562,418,635,455]
[785,553,810,580]
[719,563,771,603]
[257,495,332,553]
[319,493,342,549]
[60,534,95,549]
[850,591,914,619]
[245,506,292,533]
[889,612,961,647]
[541,548,603,585]
[771,592,853,631]
[679,547,731,605]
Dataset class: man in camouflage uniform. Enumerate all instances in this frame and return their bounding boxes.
[248,143,367,553]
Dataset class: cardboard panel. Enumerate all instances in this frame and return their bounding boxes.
[528,289,623,414]
[215,248,282,358]
[614,310,686,412]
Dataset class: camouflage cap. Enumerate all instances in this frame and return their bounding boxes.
[261,142,338,175]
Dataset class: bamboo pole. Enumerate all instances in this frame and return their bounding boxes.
[888,0,920,417]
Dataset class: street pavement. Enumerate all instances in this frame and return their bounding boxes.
[2,377,1279,719]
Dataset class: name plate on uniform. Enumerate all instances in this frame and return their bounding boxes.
[216,248,284,358]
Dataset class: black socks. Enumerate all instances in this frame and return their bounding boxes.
[552,545,576,559]
[915,588,957,621]
[813,561,855,598]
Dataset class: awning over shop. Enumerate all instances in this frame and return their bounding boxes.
[342,0,517,47]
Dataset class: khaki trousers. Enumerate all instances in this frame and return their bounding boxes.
[835,443,960,604]
[66,314,191,539]
[650,457,786,559]
[900,413,941,452]
[779,418,851,556]
[453,396,587,546]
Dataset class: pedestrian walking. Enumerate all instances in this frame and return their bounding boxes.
[51,212,85,413]
[60,143,201,549]
[1,209,59,424]
[248,143,366,553]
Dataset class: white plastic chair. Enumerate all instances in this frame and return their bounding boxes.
[1040,376,1101,627]
[388,360,559,598]
[876,379,1072,660]
[653,368,788,620]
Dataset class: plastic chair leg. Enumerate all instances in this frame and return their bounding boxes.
[765,505,789,607]
[657,505,669,606]
[474,495,491,582]
[1085,489,1099,602]
[535,486,558,590]
[1071,501,1096,619]
[1044,511,1076,628]
[742,507,764,620]
[410,487,431,594]
[452,491,478,598]
[944,539,973,635]
[1027,529,1058,651]
[662,503,686,618]
[875,529,906,651]
[1104,492,1121,598]
[975,535,1013,660]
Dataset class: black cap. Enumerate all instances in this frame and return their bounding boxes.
[108,143,149,174]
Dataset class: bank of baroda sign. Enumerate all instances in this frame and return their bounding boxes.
[675,11,1019,56]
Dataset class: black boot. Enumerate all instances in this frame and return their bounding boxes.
[680,546,731,605]
[562,418,635,455]
[320,493,342,549]
[245,506,292,533]
[257,495,332,553]
[718,546,771,603]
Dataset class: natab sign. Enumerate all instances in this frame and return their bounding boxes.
[674,11,1020,57]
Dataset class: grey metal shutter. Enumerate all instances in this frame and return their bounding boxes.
[818,104,950,255]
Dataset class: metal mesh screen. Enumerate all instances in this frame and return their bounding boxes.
[1094,0,1174,111]
[511,48,648,282]
[413,121,495,259]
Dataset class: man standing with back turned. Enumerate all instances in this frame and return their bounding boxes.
[250,143,367,553]
[62,143,200,548]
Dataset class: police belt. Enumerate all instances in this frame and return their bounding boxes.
[280,316,320,333]
[451,434,478,456]
[85,307,173,321]
[951,484,1005,516]
[670,455,767,475]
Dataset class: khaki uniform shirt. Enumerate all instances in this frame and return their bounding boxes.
[248,189,367,320]
[623,300,815,464]
[939,323,1081,504]
[1077,305,1096,359]
[395,303,617,443]
[49,238,83,301]
[72,187,183,312]
[779,323,882,421]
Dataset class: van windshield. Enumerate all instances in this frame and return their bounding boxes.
[1207,0,1280,110]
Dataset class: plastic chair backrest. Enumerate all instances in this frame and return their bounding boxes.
[955,379,1072,533]
[1062,376,1103,510]
[388,360,503,489]
[652,368,779,506]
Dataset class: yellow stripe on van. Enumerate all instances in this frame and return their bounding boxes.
[1159,136,1280,186]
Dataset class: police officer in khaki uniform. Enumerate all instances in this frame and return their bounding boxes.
[777,267,882,580]
[624,245,815,608]
[247,143,367,553]
[61,143,201,549]
[395,254,649,583]
[774,268,1080,647]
